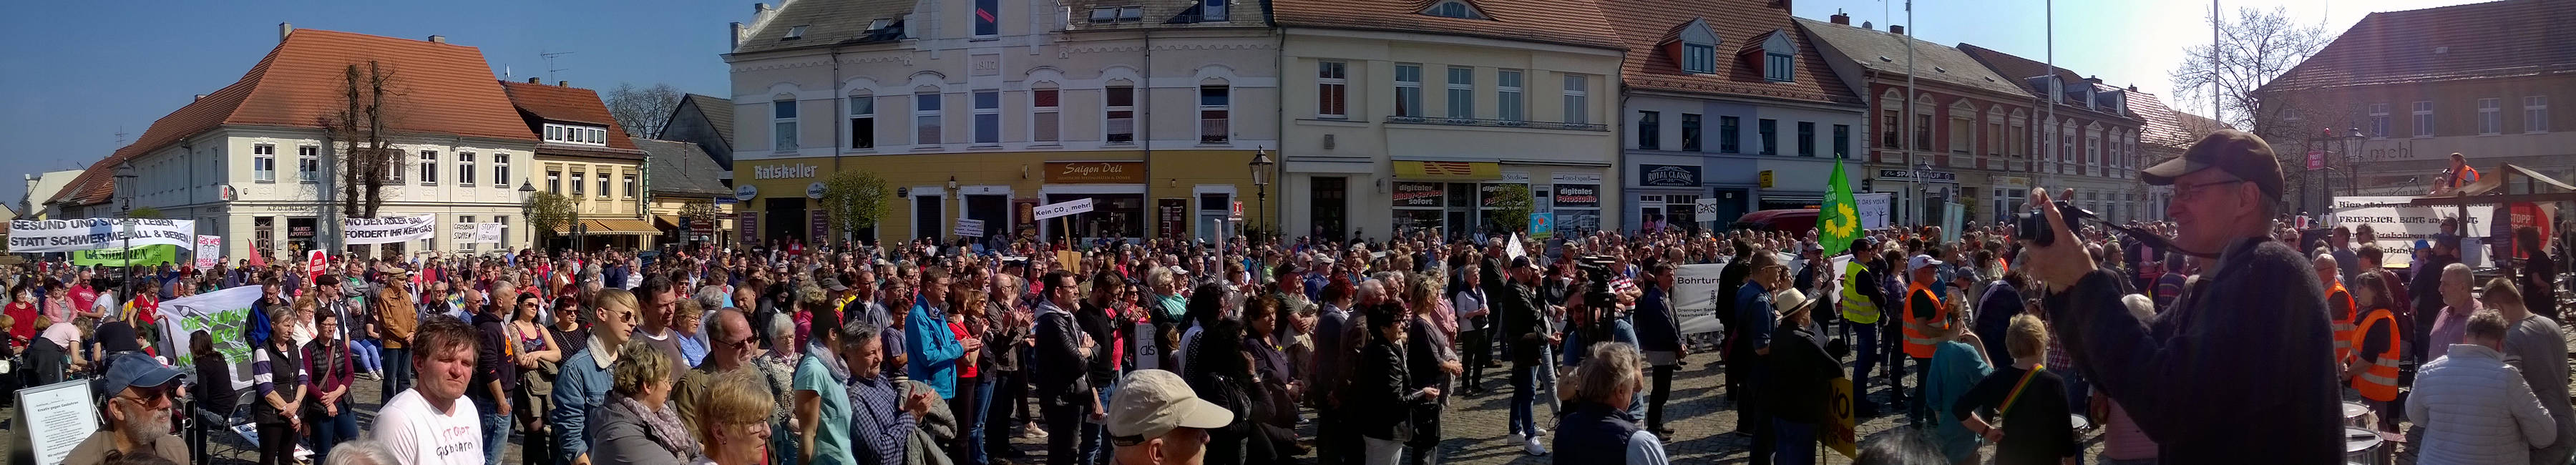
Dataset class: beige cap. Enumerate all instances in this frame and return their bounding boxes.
[1106,369,1234,442]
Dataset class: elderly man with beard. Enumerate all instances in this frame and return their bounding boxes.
[63,351,192,464]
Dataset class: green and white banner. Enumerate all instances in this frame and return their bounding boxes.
[157,285,265,391]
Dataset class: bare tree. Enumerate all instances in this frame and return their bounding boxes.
[606,82,685,139]
[2169,6,2330,138]
[321,61,406,219]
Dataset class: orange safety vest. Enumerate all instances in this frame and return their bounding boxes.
[2327,283,2357,363]
[2352,308,2402,402]
[1901,284,1949,359]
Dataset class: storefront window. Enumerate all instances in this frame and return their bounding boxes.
[1392,182,1445,234]
[1552,183,1600,237]
[1045,193,1146,242]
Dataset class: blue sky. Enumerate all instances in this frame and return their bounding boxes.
[0,0,2485,207]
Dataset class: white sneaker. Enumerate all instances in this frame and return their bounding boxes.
[1523,437,1550,456]
[1508,432,1526,444]
[1533,426,1550,436]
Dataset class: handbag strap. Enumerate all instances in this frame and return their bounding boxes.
[1997,364,2046,420]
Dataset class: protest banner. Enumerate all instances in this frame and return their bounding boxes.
[70,245,180,267]
[6,218,195,253]
[1033,198,1095,220]
[157,285,265,391]
[1674,263,1726,337]
[195,235,223,269]
[2331,196,2495,268]
[343,214,437,245]
[956,219,986,238]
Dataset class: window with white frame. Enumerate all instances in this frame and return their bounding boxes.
[547,170,561,193]
[1562,74,1589,124]
[1394,64,1423,117]
[2369,103,2390,138]
[1200,84,1230,143]
[496,217,509,245]
[297,146,319,182]
[2528,96,2550,133]
[1032,87,1060,143]
[2086,132,2101,165]
[2478,97,2501,134]
[2412,100,2433,137]
[1445,67,1474,119]
[623,174,635,199]
[774,99,799,151]
[1496,69,1523,122]
[849,95,876,149]
[571,171,585,196]
[972,89,1000,145]
[388,148,405,183]
[253,144,276,182]
[597,170,611,198]
[544,123,607,146]
[492,153,509,187]
[1317,62,1347,119]
[419,150,439,185]
[1106,85,1135,143]
[458,152,477,185]
[915,90,943,145]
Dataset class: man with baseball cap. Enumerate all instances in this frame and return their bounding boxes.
[62,351,191,464]
[1106,369,1231,465]
[2019,129,2341,462]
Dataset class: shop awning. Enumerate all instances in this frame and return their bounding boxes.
[1393,161,1500,181]
[555,219,664,235]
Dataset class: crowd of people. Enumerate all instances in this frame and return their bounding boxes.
[0,129,2570,465]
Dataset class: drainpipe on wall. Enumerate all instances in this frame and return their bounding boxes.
[1141,29,1155,240]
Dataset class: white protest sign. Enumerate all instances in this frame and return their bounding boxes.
[7,218,195,253]
[1855,193,1892,229]
[955,219,986,238]
[195,235,223,269]
[342,214,437,245]
[13,379,99,465]
[2332,195,2495,268]
[1033,198,1095,220]
[1674,263,1727,337]
[477,223,502,244]
[159,285,267,391]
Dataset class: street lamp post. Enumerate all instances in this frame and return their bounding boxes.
[114,162,136,303]
[2343,128,2364,197]
[519,181,537,251]
[1249,148,1273,240]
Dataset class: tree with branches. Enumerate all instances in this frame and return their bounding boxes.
[2169,6,2330,139]
[819,171,891,247]
[321,61,406,219]
[1483,184,1533,234]
[606,83,685,139]
[522,191,577,246]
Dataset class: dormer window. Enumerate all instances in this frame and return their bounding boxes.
[871,19,892,31]
[1090,6,1143,23]
[1663,19,1720,74]
[1201,0,1228,21]
[1120,6,1143,21]
[1422,0,1486,19]
[544,122,608,147]
[1683,44,1717,74]
[1740,29,1798,83]
[782,25,807,40]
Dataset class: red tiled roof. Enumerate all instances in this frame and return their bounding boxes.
[1273,0,1624,50]
[1598,0,1855,104]
[2263,0,2576,93]
[52,29,536,206]
[500,81,638,150]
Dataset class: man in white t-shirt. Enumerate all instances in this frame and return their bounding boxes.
[372,314,484,465]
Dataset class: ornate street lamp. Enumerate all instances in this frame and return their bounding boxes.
[1249,148,1274,239]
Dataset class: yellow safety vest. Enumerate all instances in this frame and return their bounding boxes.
[1840,263,1879,324]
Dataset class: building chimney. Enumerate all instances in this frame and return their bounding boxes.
[194,94,207,101]
[278,22,293,42]
[428,35,446,43]
[2127,84,2139,92]
[1830,12,1851,25]
[529,77,542,84]
[557,80,570,87]
[2087,75,2102,84]
[1890,24,1905,35]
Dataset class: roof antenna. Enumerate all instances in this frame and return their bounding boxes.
[114,126,127,147]
[541,49,576,82]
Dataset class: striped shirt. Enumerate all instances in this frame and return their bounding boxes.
[847,375,916,465]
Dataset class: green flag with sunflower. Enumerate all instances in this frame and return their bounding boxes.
[1819,160,1860,256]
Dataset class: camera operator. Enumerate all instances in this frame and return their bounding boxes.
[2019,129,2341,463]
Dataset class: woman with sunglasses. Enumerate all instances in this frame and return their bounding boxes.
[511,293,566,465]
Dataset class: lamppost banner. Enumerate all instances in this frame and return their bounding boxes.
[6,218,195,253]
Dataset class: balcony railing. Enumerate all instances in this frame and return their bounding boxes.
[1384,116,1609,132]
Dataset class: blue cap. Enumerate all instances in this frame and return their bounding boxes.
[94,352,185,398]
